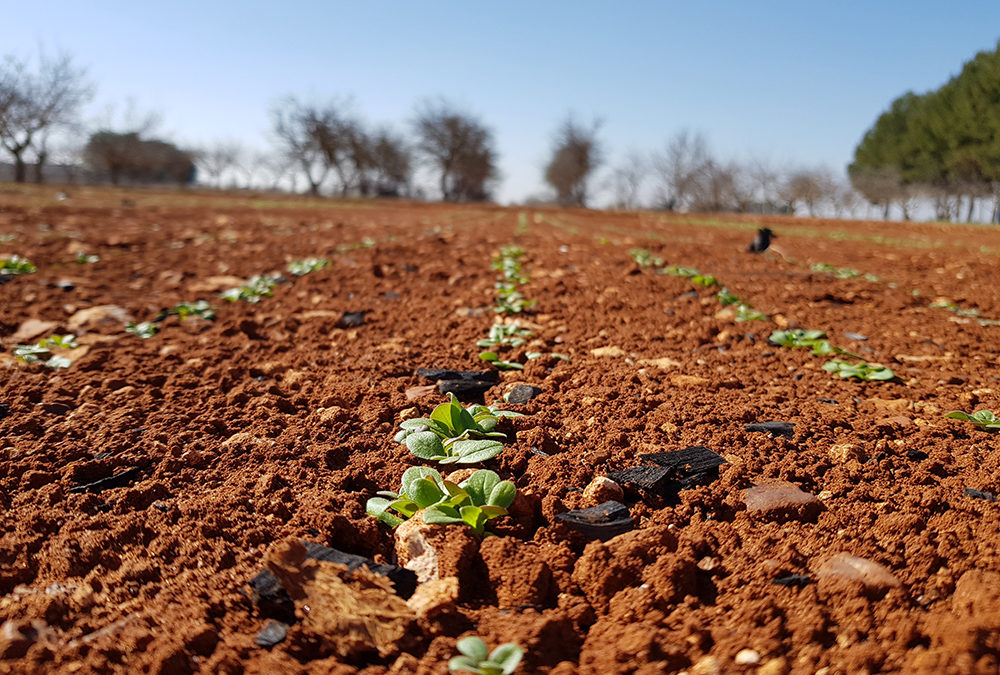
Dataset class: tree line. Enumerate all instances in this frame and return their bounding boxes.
[5,45,1000,221]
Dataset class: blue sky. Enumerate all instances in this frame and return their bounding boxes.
[3,2,1000,203]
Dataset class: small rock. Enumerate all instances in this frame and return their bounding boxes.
[757,657,790,675]
[906,449,928,461]
[816,552,900,593]
[11,318,57,344]
[67,305,133,333]
[590,346,626,358]
[506,384,542,404]
[745,481,822,522]
[404,385,437,401]
[405,576,460,619]
[772,574,811,587]
[844,332,868,341]
[734,648,761,665]
[582,476,624,505]
[339,311,365,328]
[255,620,287,648]
[437,379,494,403]
[637,356,681,369]
[690,655,722,675]
[669,374,711,387]
[56,279,75,292]
[394,512,480,585]
[964,487,996,502]
[554,501,633,540]
[829,443,867,463]
[876,415,912,429]
[745,421,794,438]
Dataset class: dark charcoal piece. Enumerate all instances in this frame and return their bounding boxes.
[907,450,929,461]
[745,421,795,438]
[772,574,812,587]
[255,620,288,648]
[844,332,868,341]
[964,488,997,502]
[56,280,75,292]
[437,379,494,403]
[0,403,8,421]
[249,541,417,623]
[640,446,727,489]
[339,311,366,328]
[506,384,542,404]
[416,368,499,383]
[0,274,14,285]
[607,466,672,495]
[817,398,838,404]
[554,501,633,541]
[69,467,141,494]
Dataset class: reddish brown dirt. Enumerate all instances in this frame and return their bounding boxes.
[2,186,1000,674]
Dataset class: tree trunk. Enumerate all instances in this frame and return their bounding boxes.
[882,202,890,220]
[13,152,27,183]
[967,195,976,223]
[33,152,47,184]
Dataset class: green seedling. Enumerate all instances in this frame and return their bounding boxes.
[716,288,740,306]
[220,275,277,303]
[945,409,1000,431]
[366,466,516,535]
[164,300,215,321]
[661,265,716,287]
[770,329,863,358]
[14,335,77,369]
[449,636,524,674]
[629,248,663,268]
[735,305,767,322]
[478,352,523,370]
[822,359,895,381]
[334,237,375,253]
[394,393,523,464]
[75,252,99,264]
[1,254,36,275]
[494,287,536,315]
[0,234,16,243]
[477,322,532,348]
[126,321,158,338]
[287,257,330,276]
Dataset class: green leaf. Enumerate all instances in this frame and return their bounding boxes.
[478,505,508,520]
[430,395,464,433]
[406,431,446,460]
[452,440,504,464]
[487,480,517,508]
[448,655,482,673]
[456,636,490,662]
[488,644,525,674]
[479,351,499,362]
[463,470,501,505]
[460,505,488,533]
[424,504,464,525]
[401,466,442,496]
[387,498,419,518]
[411,477,446,508]
[366,497,392,517]
[945,411,972,421]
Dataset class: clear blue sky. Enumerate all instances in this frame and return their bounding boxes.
[3,1,1000,203]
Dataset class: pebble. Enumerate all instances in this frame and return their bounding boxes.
[745,481,822,522]
[745,421,794,438]
[255,620,287,648]
[734,648,761,665]
[590,346,625,358]
[506,384,542,404]
[582,476,624,505]
[816,552,901,591]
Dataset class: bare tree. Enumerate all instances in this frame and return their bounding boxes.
[689,160,750,213]
[609,150,647,209]
[198,140,243,188]
[369,127,412,197]
[0,51,93,183]
[848,165,904,219]
[782,168,837,216]
[651,129,710,211]
[544,116,602,207]
[412,99,498,202]
[271,97,328,195]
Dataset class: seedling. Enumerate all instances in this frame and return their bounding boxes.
[75,252,99,264]
[163,300,215,321]
[366,466,516,535]
[945,410,1000,431]
[334,237,375,253]
[1,254,36,275]
[14,335,77,369]
[449,636,524,674]
[716,288,740,306]
[394,393,523,464]
[220,275,277,303]
[494,287,535,315]
[477,323,532,348]
[661,265,717,287]
[822,359,895,381]
[735,305,767,322]
[287,257,330,276]
[630,248,663,268]
[126,321,158,338]
[810,262,880,282]
[478,352,523,371]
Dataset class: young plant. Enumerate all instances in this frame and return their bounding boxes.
[945,410,1000,431]
[661,265,716,287]
[75,252,100,264]
[394,393,523,464]
[477,322,532,348]
[14,335,77,369]
[478,352,523,371]
[629,248,663,268]
[716,288,740,306]
[287,257,330,276]
[822,359,895,381]
[220,275,277,303]
[449,636,524,675]
[164,300,215,321]
[126,321,159,338]
[770,329,861,358]
[735,304,767,322]
[1,254,36,275]
[366,466,516,535]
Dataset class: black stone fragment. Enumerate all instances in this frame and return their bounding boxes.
[56,280,75,292]
[844,332,868,341]
[0,274,14,285]
[964,488,996,502]
[416,368,499,383]
[554,501,633,541]
[0,403,8,421]
[907,450,929,461]
[69,467,141,494]
[817,398,838,404]
[607,466,672,495]
[248,541,418,623]
[339,311,366,328]
[506,384,542,404]
[437,379,494,403]
[640,445,727,489]
[384,292,401,299]
[745,421,795,438]
[92,452,113,460]
[772,574,811,587]
[255,620,287,648]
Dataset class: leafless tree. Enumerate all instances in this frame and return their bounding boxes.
[543,116,602,207]
[412,99,498,202]
[848,165,904,219]
[782,167,838,216]
[271,97,328,195]
[651,129,711,211]
[369,127,412,197]
[689,160,750,213]
[198,140,243,188]
[0,51,93,183]
[609,150,647,209]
